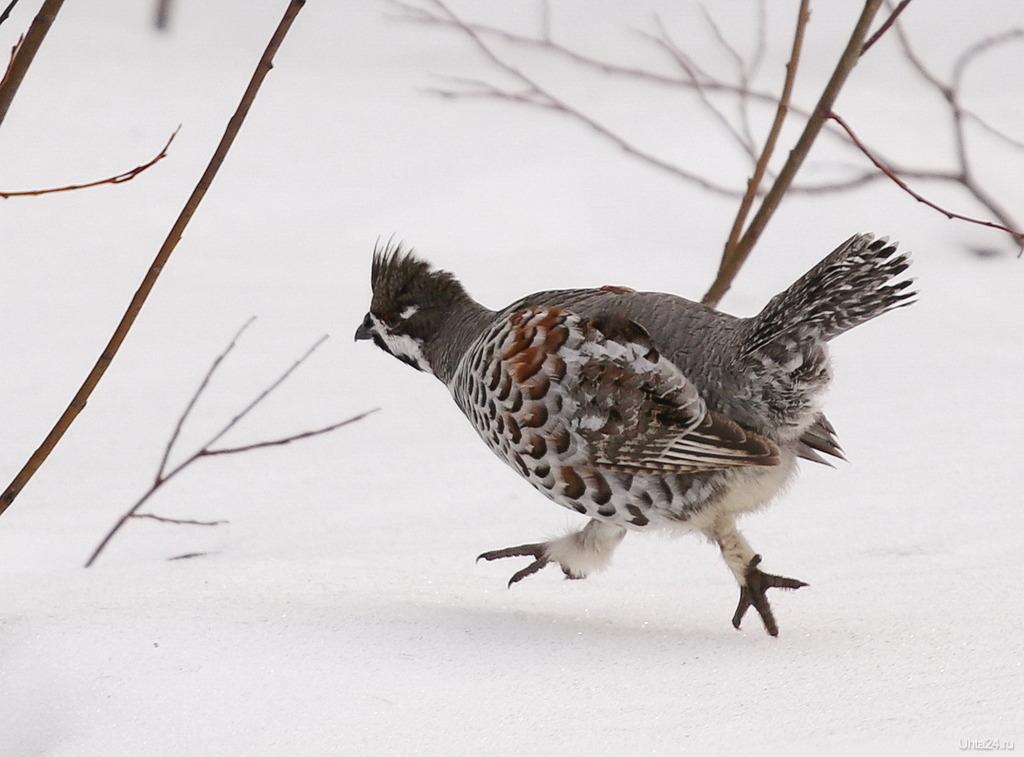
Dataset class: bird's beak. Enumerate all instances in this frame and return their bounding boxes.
[354,313,374,341]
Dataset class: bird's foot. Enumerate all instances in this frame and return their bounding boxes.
[476,541,583,587]
[732,554,808,637]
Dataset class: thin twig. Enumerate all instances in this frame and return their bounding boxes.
[0,127,179,198]
[829,112,1024,248]
[156,316,257,480]
[643,17,756,163]
[711,0,810,303]
[84,321,379,567]
[405,0,1023,263]
[860,0,912,55]
[737,0,768,152]
[422,0,744,197]
[0,0,21,29]
[951,28,1024,91]
[201,335,330,450]
[0,34,22,89]
[155,0,172,31]
[203,411,380,457]
[964,111,1024,152]
[401,0,897,197]
[1,0,307,517]
[889,14,1023,247]
[702,0,884,307]
[0,0,63,130]
[131,513,228,526]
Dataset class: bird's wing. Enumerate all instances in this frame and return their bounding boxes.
[537,309,780,474]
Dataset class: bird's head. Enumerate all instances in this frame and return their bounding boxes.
[354,240,467,373]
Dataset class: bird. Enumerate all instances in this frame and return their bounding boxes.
[355,233,915,636]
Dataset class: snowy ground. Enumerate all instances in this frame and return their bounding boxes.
[1,1,1022,755]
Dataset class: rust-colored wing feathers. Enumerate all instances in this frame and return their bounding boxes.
[566,312,780,474]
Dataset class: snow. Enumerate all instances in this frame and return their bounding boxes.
[1,1,1022,755]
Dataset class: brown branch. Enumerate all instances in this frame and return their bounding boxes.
[641,17,756,164]
[202,412,379,457]
[0,0,22,28]
[155,0,172,31]
[1,0,307,518]
[1,34,22,89]
[950,28,1023,91]
[829,112,1024,247]
[860,0,913,55]
[964,111,1024,152]
[131,513,228,526]
[737,0,768,153]
[407,0,1023,266]
[702,0,884,307]
[889,15,1023,248]
[0,0,64,131]
[395,0,872,155]
[421,0,745,197]
[403,0,899,197]
[0,127,178,198]
[84,320,379,568]
[156,316,256,480]
[201,335,330,451]
[711,0,810,304]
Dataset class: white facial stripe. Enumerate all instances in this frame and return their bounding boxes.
[399,305,419,319]
[369,314,433,374]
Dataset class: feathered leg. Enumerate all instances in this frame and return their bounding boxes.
[478,519,626,587]
[707,515,808,637]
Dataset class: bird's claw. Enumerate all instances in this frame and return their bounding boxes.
[732,554,808,637]
[478,541,577,587]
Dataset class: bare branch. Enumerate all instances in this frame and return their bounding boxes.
[964,111,1024,152]
[860,0,913,55]
[420,0,745,197]
[203,409,380,457]
[738,0,768,151]
[887,14,1023,247]
[698,3,748,83]
[703,0,885,307]
[402,0,897,198]
[393,0,762,100]
[538,0,550,42]
[889,10,947,93]
[950,28,1023,92]
[0,0,21,29]
[0,127,178,199]
[157,316,257,480]
[2,0,308,517]
[85,319,378,568]
[0,0,64,130]
[131,513,228,527]
[1,34,22,89]
[155,0,172,31]
[643,17,756,162]
[201,334,329,450]
[406,0,1023,271]
[709,0,810,306]
[748,0,768,80]
[167,552,208,561]
[829,111,1024,248]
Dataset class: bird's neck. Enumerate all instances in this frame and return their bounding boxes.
[426,297,495,385]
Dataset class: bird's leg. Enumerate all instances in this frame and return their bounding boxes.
[477,520,626,588]
[706,515,808,637]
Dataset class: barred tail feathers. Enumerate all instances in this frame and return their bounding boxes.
[744,233,915,356]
